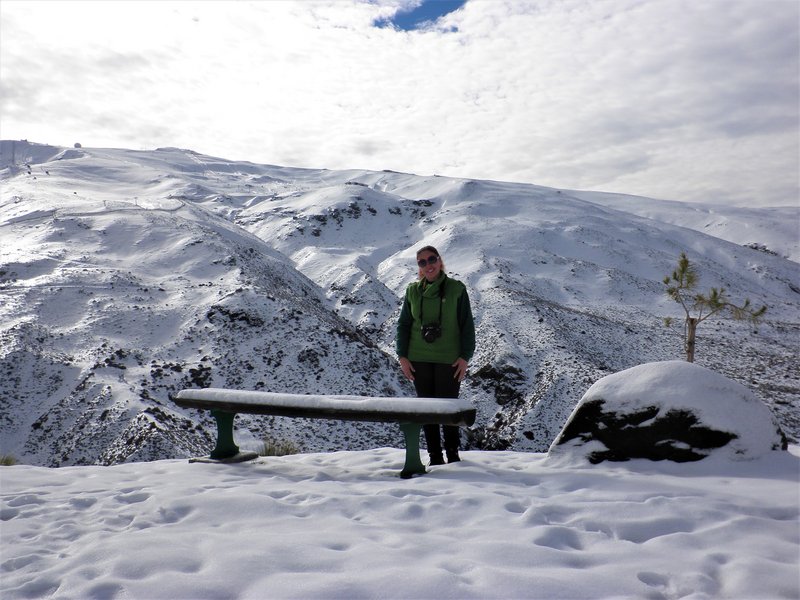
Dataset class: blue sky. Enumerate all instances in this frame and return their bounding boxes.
[1,0,797,207]
[376,0,466,30]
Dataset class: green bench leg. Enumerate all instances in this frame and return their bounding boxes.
[210,410,240,459]
[399,422,426,479]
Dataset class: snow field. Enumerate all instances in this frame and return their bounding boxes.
[2,448,798,600]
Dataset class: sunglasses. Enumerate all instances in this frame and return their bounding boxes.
[417,255,439,268]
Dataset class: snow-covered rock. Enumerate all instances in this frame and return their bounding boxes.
[549,361,788,463]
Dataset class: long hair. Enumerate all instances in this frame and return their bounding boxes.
[416,245,446,280]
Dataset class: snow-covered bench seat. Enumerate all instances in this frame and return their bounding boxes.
[174,388,477,478]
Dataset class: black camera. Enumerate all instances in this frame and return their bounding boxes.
[421,324,442,343]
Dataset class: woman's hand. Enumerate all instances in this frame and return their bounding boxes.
[452,357,468,382]
[399,357,415,382]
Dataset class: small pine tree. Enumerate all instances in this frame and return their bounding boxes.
[663,252,766,362]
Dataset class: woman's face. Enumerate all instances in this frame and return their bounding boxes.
[417,251,442,282]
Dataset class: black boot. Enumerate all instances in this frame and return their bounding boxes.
[429,452,445,466]
[424,424,444,466]
[444,426,461,463]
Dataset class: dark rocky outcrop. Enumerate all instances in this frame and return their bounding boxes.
[550,361,788,463]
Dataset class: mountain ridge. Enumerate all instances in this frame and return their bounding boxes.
[2,140,798,465]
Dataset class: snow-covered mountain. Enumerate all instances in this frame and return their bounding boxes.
[2,140,798,466]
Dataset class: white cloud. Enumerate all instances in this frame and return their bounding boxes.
[1,0,797,206]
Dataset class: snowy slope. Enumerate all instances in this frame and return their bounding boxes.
[568,189,800,263]
[0,142,409,465]
[1,141,798,466]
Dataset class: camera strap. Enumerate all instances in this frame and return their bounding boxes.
[419,278,446,325]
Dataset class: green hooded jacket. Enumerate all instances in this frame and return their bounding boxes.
[396,273,475,364]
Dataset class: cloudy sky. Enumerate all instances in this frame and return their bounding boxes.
[1,0,798,207]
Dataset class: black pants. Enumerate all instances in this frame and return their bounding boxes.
[412,361,461,454]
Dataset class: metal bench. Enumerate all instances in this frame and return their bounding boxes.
[174,388,477,478]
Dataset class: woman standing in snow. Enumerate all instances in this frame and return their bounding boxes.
[396,245,476,465]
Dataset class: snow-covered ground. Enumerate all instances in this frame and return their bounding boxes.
[3,362,798,600]
[2,447,798,600]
